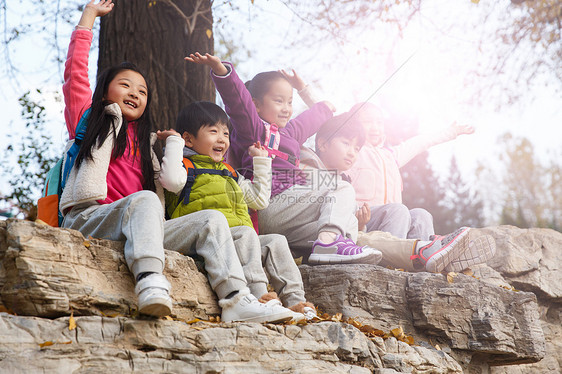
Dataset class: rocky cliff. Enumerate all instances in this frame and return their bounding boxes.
[0,220,559,373]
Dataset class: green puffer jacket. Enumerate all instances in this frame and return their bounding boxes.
[165,154,253,228]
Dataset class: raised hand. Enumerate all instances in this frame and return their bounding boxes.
[156,129,181,141]
[248,141,268,158]
[279,69,306,91]
[450,122,475,137]
[78,0,114,29]
[86,0,114,17]
[185,52,228,76]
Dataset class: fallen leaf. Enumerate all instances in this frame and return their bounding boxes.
[331,313,343,322]
[39,341,54,348]
[391,326,405,339]
[205,29,212,39]
[0,305,16,315]
[186,318,201,325]
[462,268,474,276]
[447,272,457,284]
[164,316,173,321]
[82,240,91,248]
[68,312,76,331]
[35,219,48,225]
[403,335,414,345]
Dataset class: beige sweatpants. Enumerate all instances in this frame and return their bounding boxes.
[356,230,418,272]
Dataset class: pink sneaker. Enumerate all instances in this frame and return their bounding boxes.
[412,227,472,273]
[308,235,382,265]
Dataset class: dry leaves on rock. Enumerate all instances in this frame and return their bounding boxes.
[68,312,76,331]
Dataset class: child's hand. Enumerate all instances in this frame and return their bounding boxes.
[450,122,475,137]
[248,141,268,158]
[356,203,371,232]
[322,100,337,112]
[279,69,307,91]
[78,0,114,29]
[185,52,229,76]
[157,129,181,141]
[86,0,114,17]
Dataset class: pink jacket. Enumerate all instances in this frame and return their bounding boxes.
[63,29,144,206]
[345,129,458,206]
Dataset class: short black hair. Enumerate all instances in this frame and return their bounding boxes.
[175,101,231,137]
[315,111,366,151]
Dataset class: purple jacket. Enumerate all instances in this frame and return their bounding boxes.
[212,62,333,196]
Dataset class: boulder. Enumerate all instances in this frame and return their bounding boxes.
[0,219,219,321]
[0,313,465,373]
[300,264,545,369]
[472,226,562,374]
[0,220,557,373]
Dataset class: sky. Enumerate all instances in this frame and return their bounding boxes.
[1,0,561,219]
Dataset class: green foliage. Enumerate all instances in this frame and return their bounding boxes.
[0,90,61,220]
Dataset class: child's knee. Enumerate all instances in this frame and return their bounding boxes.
[410,208,433,223]
[385,203,410,218]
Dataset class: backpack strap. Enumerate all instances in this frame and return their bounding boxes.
[176,158,239,207]
[263,122,300,167]
[61,108,91,188]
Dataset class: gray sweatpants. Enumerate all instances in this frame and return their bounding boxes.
[258,177,358,252]
[366,203,435,241]
[259,233,306,307]
[230,226,307,307]
[63,191,247,299]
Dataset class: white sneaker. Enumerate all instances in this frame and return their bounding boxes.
[303,306,318,321]
[135,273,172,317]
[264,299,305,322]
[220,290,293,323]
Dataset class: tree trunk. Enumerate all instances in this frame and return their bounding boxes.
[98,0,215,131]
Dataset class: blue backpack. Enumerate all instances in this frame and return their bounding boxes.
[37,109,90,226]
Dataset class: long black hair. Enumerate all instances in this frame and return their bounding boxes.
[75,62,157,192]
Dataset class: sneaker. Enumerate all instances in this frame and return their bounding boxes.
[444,233,496,272]
[412,227,472,273]
[135,273,173,317]
[308,235,382,265]
[221,290,293,323]
[303,306,319,321]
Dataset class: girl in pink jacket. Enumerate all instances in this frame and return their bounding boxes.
[345,102,474,240]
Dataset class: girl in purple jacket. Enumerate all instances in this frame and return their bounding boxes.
[186,53,382,265]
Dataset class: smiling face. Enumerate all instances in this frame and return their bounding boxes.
[253,79,293,128]
[183,122,230,163]
[352,104,386,147]
[317,135,362,172]
[104,70,148,122]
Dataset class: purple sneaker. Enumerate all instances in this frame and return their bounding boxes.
[308,235,382,265]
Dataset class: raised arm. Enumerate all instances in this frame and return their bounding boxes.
[239,143,272,210]
[184,52,228,76]
[393,122,475,168]
[157,130,187,194]
[63,0,114,138]
[280,68,336,111]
